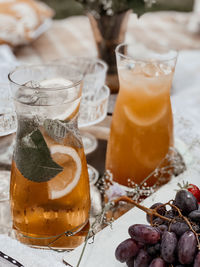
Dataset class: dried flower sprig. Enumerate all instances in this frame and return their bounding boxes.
[97,146,186,204]
[75,201,115,267]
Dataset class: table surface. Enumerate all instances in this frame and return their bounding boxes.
[15,11,200,64]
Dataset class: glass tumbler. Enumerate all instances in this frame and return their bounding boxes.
[53,57,109,155]
[106,43,177,187]
[9,65,91,249]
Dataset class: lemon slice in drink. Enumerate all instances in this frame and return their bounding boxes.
[48,145,82,200]
[40,78,80,120]
[40,78,73,88]
[124,105,167,127]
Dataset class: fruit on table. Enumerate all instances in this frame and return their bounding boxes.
[188,209,200,221]
[115,238,139,263]
[128,224,161,245]
[161,231,177,263]
[146,203,166,223]
[194,251,200,267]
[149,258,166,267]
[134,249,151,267]
[174,189,198,214]
[187,184,200,202]
[178,231,197,264]
[170,221,189,236]
[147,243,160,257]
[115,189,200,266]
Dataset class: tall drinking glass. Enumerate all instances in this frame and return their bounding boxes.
[9,65,90,249]
[106,44,177,187]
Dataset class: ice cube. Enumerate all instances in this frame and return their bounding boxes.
[142,62,163,77]
[24,80,40,88]
[159,63,172,75]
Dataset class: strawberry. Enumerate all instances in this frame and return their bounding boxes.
[188,184,200,202]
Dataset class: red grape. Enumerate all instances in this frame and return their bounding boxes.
[161,231,177,263]
[128,224,160,244]
[194,251,200,267]
[147,246,157,257]
[178,231,197,264]
[126,257,134,267]
[170,221,189,236]
[115,238,139,263]
[156,224,167,234]
[115,188,200,267]
[175,190,198,214]
[192,224,200,233]
[134,249,151,267]
[146,203,166,223]
[164,210,174,219]
[188,210,200,221]
[149,258,166,267]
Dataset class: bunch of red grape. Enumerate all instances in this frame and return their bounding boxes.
[115,187,200,266]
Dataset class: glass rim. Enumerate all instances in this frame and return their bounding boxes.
[8,64,83,91]
[115,43,178,63]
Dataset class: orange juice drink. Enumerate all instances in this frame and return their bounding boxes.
[106,44,177,186]
[9,65,91,249]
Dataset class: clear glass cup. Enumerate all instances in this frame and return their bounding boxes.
[9,65,91,249]
[79,84,110,128]
[106,43,178,187]
[53,57,109,155]
[54,57,107,97]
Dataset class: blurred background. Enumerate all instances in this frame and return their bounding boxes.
[41,0,194,19]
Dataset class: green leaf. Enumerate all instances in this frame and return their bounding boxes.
[43,119,83,148]
[17,115,38,139]
[15,129,63,183]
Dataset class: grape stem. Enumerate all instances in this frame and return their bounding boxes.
[168,201,200,250]
[112,196,200,250]
[112,196,172,223]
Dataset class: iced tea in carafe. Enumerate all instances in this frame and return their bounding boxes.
[106,44,177,187]
[9,65,90,249]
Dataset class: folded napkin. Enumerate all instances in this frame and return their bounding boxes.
[0,234,65,267]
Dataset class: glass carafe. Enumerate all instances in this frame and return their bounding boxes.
[9,65,91,249]
[106,43,177,187]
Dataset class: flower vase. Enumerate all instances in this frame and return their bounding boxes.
[88,10,131,94]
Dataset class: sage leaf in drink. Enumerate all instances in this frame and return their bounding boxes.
[43,119,82,148]
[15,129,63,182]
[17,116,38,139]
